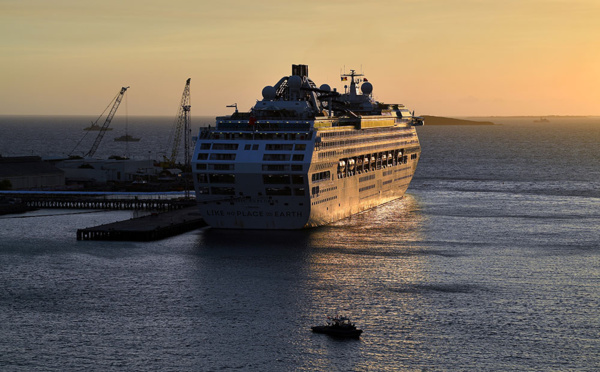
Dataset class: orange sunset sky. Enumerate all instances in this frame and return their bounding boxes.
[1,0,599,117]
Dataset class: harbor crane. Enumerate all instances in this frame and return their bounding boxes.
[165,78,191,169]
[83,86,129,158]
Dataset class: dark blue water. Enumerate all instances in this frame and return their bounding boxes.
[1,116,599,370]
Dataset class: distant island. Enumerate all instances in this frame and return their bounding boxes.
[422,115,495,125]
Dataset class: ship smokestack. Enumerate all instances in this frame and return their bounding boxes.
[292,64,308,77]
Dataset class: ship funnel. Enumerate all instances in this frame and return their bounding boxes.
[292,64,309,77]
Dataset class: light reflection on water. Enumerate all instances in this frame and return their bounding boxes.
[1,117,599,370]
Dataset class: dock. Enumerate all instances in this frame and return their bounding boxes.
[24,196,190,211]
[76,206,207,241]
[1,192,195,211]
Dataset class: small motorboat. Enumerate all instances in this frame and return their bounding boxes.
[311,315,362,338]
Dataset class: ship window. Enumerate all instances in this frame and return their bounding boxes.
[311,171,330,182]
[311,186,320,195]
[266,144,293,151]
[244,144,251,150]
[292,154,304,161]
[262,165,290,171]
[295,144,306,151]
[212,143,239,150]
[197,153,209,160]
[210,153,236,161]
[196,174,208,183]
[196,164,207,170]
[211,187,235,195]
[265,187,292,196]
[263,174,291,184]
[263,154,290,161]
[252,144,259,150]
[211,164,234,171]
[294,188,305,196]
[197,187,209,194]
[292,175,304,184]
[291,165,303,171]
[200,143,211,150]
[209,174,235,183]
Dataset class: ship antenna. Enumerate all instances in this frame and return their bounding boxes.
[226,103,238,113]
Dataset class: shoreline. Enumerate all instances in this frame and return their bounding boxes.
[422,115,495,125]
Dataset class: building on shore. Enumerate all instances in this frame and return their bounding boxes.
[55,158,162,186]
[0,156,65,190]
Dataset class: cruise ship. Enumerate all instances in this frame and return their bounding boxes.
[192,64,423,229]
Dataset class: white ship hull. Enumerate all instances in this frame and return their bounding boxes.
[191,65,422,229]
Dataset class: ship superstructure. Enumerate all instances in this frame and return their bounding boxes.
[192,64,423,229]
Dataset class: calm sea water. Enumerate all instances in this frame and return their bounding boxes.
[0,116,599,371]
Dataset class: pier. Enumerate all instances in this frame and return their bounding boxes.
[76,206,207,241]
[2,192,193,211]
[25,197,188,211]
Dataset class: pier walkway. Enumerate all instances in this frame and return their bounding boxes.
[1,192,192,211]
[76,206,207,241]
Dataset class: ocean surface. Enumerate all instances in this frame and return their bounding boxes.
[0,116,599,371]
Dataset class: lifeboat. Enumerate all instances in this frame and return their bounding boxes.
[348,158,355,171]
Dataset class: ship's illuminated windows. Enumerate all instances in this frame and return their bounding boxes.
[252,144,259,150]
[295,144,306,151]
[244,144,251,150]
[263,174,291,184]
[265,187,292,196]
[197,187,209,194]
[211,187,235,195]
[212,143,239,150]
[200,143,211,150]
[210,153,236,161]
[196,164,207,170]
[197,153,209,160]
[292,154,304,161]
[292,175,304,184]
[294,188,305,196]
[209,174,235,183]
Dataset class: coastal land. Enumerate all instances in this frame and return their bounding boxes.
[422,115,495,125]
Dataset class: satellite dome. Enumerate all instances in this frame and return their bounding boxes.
[287,75,302,92]
[319,84,331,92]
[361,82,373,95]
[262,85,276,100]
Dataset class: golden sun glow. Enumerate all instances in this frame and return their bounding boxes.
[1,0,599,116]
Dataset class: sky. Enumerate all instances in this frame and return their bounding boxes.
[1,0,599,117]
